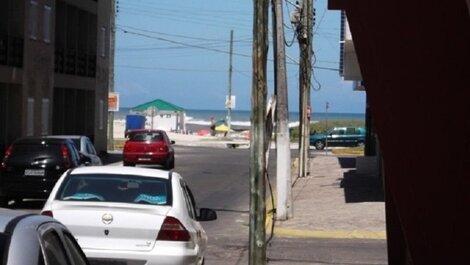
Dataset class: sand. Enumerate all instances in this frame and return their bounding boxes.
[112,120,247,144]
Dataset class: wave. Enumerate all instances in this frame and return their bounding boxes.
[185,116,309,128]
[115,115,315,129]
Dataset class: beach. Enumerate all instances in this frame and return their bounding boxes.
[112,119,250,150]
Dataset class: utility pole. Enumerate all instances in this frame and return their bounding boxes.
[227,30,234,134]
[297,0,313,177]
[107,0,116,151]
[250,0,269,264]
[325,101,329,153]
[272,0,293,220]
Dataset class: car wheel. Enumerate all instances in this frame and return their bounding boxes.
[164,155,175,170]
[0,197,10,208]
[123,161,135,167]
[314,141,325,150]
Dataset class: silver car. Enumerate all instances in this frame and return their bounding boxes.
[46,135,103,166]
[0,208,89,265]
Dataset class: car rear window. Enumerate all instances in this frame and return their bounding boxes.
[128,132,163,142]
[9,143,62,161]
[56,174,171,205]
[71,139,81,150]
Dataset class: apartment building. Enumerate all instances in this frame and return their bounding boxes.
[0,0,112,154]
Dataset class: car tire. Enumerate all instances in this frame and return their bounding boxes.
[164,155,175,170]
[314,141,325,150]
[0,197,10,208]
[123,161,135,167]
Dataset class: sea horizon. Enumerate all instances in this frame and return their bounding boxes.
[115,107,365,130]
[116,107,365,121]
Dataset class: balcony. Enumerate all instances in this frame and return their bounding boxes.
[0,35,24,68]
[54,48,96,77]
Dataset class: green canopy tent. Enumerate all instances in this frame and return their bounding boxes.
[130,99,186,132]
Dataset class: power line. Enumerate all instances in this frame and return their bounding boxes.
[116,64,227,73]
[118,24,236,42]
[117,27,340,71]
[117,27,253,58]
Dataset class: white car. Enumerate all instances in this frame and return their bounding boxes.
[41,166,217,265]
[46,135,102,166]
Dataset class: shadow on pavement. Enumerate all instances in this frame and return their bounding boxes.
[99,151,123,165]
[337,156,356,169]
[340,170,384,203]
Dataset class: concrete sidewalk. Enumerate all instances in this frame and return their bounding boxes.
[269,155,386,240]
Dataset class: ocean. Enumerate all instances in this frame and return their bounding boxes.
[115,107,365,130]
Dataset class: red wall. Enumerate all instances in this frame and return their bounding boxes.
[329,1,470,264]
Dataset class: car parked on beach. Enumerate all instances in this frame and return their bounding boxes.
[0,137,90,206]
[123,129,175,169]
[41,166,217,265]
[46,135,102,166]
[309,126,366,150]
[0,208,90,265]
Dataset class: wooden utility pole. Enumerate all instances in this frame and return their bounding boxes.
[250,0,269,264]
[272,0,293,220]
[107,0,116,150]
[227,30,234,134]
[298,0,313,177]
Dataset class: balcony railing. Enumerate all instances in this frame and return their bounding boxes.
[54,47,96,77]
[0,35,24,67]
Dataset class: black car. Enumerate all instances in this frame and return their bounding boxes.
[0,137,89,206]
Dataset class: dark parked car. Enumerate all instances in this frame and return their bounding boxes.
[0,208,90,265]
[310,126,366,150]
[0,137,89,205]
[123,129,175,169]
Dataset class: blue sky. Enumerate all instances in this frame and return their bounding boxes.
[115,0,365,113]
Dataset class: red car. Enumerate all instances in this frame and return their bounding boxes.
[123,129,175,169]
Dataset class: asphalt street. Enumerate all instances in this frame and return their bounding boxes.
[9,145,387,265]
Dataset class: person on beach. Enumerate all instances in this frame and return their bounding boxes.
[210,117,216,136]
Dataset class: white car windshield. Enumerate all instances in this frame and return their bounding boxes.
[56,174,171,205]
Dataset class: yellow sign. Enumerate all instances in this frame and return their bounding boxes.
[108,92,119,112]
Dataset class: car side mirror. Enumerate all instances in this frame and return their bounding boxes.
[197,208,217,221]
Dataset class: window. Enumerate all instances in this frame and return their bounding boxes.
[63,232,88,265]
[30,1,39,40]
[0,233,8,261]
[57,174,170,205]
[180,181,197,220]
[27,98,35,136]
[346,128,356,135]
[42,230,70,265]
[100,27,106,57]
[99,100,104,130]
[128,132,163,142]
[86,140,96,155]
[43,5,52,43]
[41,98,49,135]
